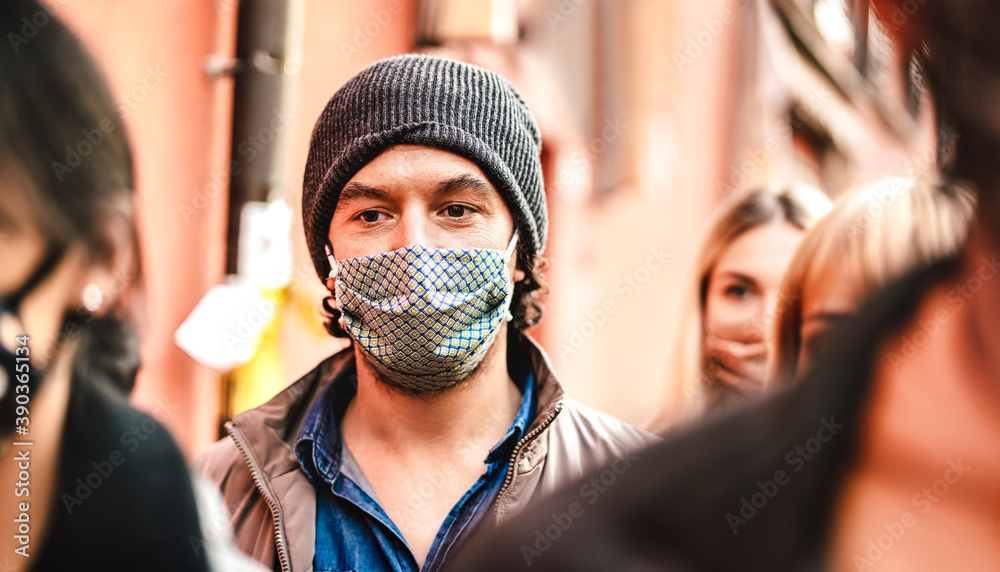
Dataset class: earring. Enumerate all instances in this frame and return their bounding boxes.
[82,283,104,313]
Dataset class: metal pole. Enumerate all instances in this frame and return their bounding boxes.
[223,0,303,275]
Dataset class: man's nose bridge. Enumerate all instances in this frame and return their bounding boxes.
[396,208,428,249]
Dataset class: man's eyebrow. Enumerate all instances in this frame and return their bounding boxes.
[338,182,389,206]
[434,173,496,198]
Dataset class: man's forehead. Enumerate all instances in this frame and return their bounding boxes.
[339,145,503,201]
[356,144,485,173]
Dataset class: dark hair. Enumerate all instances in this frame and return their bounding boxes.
[321,245,549,338]
[0,0,139,393]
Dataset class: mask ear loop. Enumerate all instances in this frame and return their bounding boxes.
[324,241,338,291]
[503,232,519,322]
[325,241,349,331]
[504,231,519,261]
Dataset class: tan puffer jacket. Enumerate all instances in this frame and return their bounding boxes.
[192,335,658,572]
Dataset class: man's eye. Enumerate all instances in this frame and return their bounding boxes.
[358,210,384,223]
[444,205,469,217]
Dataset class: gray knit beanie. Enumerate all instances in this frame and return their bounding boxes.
[302,53,547,282]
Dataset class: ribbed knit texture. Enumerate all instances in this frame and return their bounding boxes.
[301,54,547,282]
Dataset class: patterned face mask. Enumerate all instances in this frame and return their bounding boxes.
[330,233,518,391]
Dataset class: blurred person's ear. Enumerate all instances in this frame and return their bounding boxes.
[81,194,137,317]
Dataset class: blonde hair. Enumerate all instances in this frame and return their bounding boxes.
[647,184,832,432]
[770,177,975,384]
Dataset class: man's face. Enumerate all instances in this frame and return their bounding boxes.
[329,145,520,278]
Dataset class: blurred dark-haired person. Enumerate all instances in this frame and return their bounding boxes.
[0,1,212,570]
[193,54,656,572]
[647,185,830,430]
[447,1,1000,570]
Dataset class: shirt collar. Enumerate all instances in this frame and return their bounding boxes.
[294,367,356,485]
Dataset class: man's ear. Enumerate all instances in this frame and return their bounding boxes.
[512,250,526,282]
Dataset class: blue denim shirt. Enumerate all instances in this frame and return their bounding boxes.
[295,367,536,572]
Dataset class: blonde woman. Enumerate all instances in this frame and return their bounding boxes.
[770,177,975,383]
[648,184,831,432]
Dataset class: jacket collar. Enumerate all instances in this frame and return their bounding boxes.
[512,332,566,437]
[228,331,566,483]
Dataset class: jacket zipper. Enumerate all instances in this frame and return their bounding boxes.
[226,422,293,572]
[494,401,564,523]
